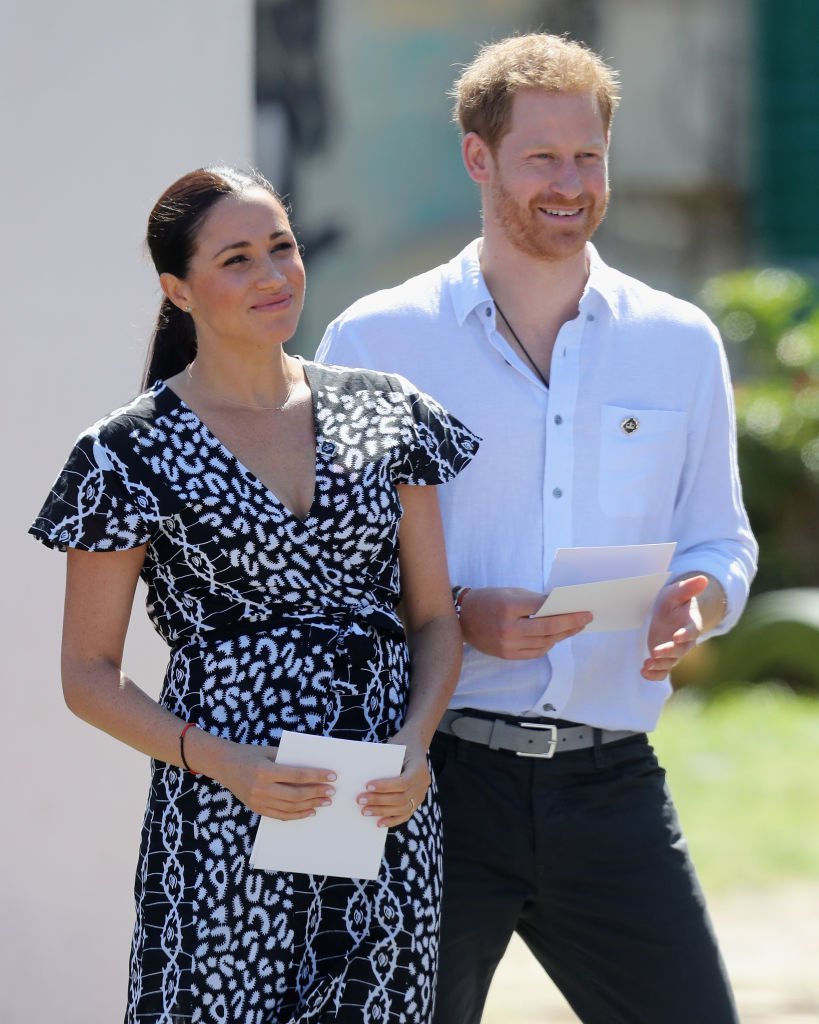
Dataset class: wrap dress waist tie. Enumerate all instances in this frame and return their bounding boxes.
[172,603,405,647]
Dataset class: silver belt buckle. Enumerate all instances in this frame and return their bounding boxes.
[515,722,558,758]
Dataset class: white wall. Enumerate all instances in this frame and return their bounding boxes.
[594,0,752,292]
[603,0,750,190]
[0,4,253,1021]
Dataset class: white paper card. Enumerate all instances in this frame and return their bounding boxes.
[250,731,405,880]
[545,542,677,589]
[533,571,672,632]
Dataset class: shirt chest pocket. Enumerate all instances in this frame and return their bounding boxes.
[598,405,685,517]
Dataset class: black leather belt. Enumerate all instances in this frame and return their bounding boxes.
[438,709,637,758]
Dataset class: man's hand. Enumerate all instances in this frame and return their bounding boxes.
[642,575,710,681]
[459,587,592,660]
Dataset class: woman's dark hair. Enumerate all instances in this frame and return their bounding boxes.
[142,166,283,389]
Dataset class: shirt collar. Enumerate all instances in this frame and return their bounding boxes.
[446,238,619,324]
[446,239,493,326]
[582,242,619,317]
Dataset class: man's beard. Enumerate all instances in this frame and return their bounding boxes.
[491,177,609,262]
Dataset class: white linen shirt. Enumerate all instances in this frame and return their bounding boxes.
[316,240,757,732]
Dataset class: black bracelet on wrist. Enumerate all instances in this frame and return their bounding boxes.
[179,722,200,775]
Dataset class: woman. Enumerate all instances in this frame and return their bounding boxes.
[30,166,479,1023]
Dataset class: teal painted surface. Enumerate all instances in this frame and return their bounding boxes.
[755,0,819,260]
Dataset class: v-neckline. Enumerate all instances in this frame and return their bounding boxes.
[158,358,324,526]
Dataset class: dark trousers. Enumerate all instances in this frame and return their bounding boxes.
[429,728,738,1024]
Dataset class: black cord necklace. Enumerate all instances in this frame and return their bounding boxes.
[493,301,549,388]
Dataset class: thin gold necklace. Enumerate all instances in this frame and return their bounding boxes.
[493,301,549,388]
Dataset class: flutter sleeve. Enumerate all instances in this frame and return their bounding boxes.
[29,422,161,552]
[390,375,481,486]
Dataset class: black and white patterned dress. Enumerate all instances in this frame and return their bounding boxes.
[30,361,479,1024]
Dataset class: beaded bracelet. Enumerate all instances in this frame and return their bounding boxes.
[451,584,472,619]
[179,722,200,775]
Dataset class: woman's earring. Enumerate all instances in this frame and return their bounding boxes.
[183,306,193,314]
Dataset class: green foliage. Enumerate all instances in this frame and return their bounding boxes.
[699,268,819,592]
[674,588,819,696]
[652,687,819,891]
[711,588,819,694]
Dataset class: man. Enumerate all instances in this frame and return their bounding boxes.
[317,33,757,1024]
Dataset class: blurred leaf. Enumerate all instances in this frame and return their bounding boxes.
[700,265,819,596]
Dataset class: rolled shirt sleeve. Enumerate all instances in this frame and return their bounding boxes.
[666,319,758,636]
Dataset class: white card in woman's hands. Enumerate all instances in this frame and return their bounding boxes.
[250,731,405,880]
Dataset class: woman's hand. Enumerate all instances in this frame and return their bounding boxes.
[205,735,338,820]
[356,739,431,829]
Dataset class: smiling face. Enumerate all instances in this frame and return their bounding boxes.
[480,89,610,262]
[161,186,305,351]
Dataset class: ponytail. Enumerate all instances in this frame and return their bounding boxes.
[142,298,197,389]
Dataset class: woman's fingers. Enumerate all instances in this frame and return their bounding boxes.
[231,742,433,827]
[375,809,418,828]
[357,754,431,826]
[245,781,334,818]
[360,790,424,828]
[268,765,336,801]
[224,745,338,819]
[253,802,321,821]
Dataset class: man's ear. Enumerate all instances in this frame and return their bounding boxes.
[462,132,494,185]
[159,272,191,312]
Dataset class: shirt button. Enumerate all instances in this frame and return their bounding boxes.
[587,313,595,322]
[552,487,563,498]
[542,703,556,713]
[486,307,492,317]
[554,414,563,425]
